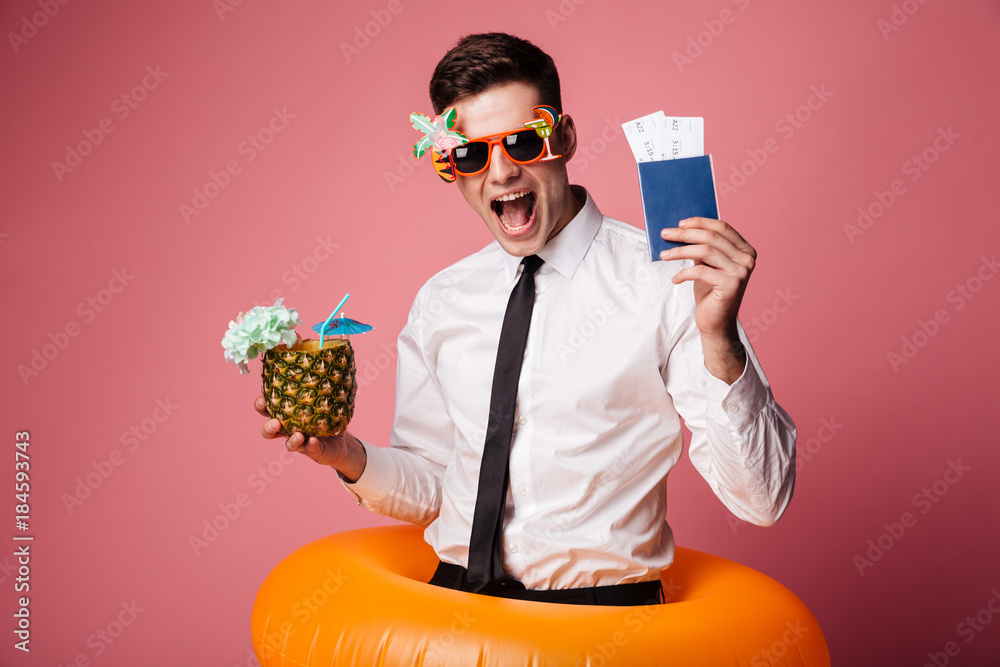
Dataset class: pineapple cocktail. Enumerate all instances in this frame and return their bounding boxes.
[222,298,367,438]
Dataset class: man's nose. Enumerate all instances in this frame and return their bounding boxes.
[487,143,519,182]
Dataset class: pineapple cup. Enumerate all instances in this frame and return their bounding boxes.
[261,338,357,438]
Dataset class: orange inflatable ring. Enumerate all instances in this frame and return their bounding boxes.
[251,525,830,666]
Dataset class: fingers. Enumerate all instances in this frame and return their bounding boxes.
[254,396,269,416]
[291,435,338,468]
[660,218,756,271]
[670,263,744,292]
[284,431,308,453]
[680,217,755,255]
[261,417,285,440]
[663,238,747,278]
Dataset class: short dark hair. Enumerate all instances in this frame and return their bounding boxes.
[429,33,562,115]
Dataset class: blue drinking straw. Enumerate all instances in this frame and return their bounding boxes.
[319,294,350,349]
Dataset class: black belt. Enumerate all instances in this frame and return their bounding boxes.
[428,561,663,606]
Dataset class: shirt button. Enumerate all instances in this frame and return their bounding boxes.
[510,543,519,553]
[518,416,527,425]
[743,458,753,468]
[728,403,741,413]
[517,484,527,496]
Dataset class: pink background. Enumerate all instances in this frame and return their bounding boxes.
[2,0,998,664]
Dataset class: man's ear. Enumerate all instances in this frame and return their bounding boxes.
[557,114,578,163]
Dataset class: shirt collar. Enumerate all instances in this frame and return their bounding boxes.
[501,185,602,283]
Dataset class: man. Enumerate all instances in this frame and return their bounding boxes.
[258,33,796,606]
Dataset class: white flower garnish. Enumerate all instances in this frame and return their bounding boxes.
[221,298,301,374]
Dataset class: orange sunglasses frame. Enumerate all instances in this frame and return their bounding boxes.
[450,127,562,177]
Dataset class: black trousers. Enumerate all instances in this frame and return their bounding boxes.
[428,562,663,606]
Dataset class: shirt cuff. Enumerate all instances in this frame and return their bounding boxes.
[338,439,393,505]
[703,356,768,432]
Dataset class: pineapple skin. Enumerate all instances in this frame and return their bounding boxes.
[261,339,357,438]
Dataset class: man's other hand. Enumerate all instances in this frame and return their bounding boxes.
[256,397,367,483]
[660,217,755,384]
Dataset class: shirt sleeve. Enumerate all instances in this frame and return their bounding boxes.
[338,286,455,527]
[661,279,797,527]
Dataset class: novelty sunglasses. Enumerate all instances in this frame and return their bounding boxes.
[409,105,564,182]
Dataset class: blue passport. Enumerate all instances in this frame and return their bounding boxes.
[636,154,719,262]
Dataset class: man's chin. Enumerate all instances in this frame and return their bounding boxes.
[495,235,545,258]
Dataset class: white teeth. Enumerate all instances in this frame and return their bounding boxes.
[499,213,528,230]
[494,191,530,202]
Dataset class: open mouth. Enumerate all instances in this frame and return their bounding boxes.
[491,191,537,236]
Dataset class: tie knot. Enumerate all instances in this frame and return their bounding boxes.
[520,255,544,277]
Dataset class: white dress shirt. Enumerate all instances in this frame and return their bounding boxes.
[343,187,796,590]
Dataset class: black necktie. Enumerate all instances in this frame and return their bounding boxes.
[465,255,544,591]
